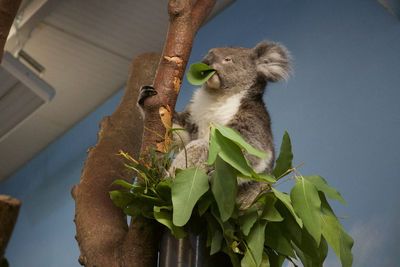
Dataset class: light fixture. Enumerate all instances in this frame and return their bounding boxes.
[0,52,55,141]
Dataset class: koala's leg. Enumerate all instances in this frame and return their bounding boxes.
[169,139,209,176]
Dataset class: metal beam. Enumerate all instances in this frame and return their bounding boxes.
[1,52,54,101]
[5,0,59,55]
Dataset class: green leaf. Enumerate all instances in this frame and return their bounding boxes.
[133,193,165,206]
[271,188,303,227]
[109,190,134,208]
[292,237,328,267]
[213,131,253,177]
[272,131,293,179]
[304,175,346,204]
[240,172,276,184]
[211,204,237,241]
[239,209,259,236]
[211,156,238,222]
[277,199,326,266]
[222,246,241,267]
[205,213,219,247]
[198,191,213,216]
[278,201,302,245]
[292,236,328,267]
[279,200,325,267]
[187,62,216,85]
[154,206,186,239]
[172,167,209,226]
[210,228,224,255]
[292,243,314,267]
[281,205,326,267]
[112,179,138,190]
[208,126,221,165]
[260,193,283,222]
[266,251,285,267]
[264,223,295,258]
[210,129,274,183]
[214,124,267,159]
[123,201,153,219]
[253,173,276,183]
[156,180,172,202]
[320,195,353,267]
[290,177,322,244]
[242,220,268,267]
[318,237,329,265]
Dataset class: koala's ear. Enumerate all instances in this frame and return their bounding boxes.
[252,41,291,82]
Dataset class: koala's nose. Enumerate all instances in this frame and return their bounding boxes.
[202,58,217,70]
[202,57,212,66]
[202,50,216,66]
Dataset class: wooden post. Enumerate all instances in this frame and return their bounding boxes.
[0,195,21,263]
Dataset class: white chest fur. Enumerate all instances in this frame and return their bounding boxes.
[189,88,245,139]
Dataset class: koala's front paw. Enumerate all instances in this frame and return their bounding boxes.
[138,85,157,106]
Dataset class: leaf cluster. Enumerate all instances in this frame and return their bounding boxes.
[110,125,353,267]
[109,150,175,221]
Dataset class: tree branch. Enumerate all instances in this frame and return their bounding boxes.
[73,0,215,266]
[140,0,216,156]
[191,0,215,31]
[0,0,22,62]
[72,53,160,266]
[0,195,21,261]
[132,1,215,265]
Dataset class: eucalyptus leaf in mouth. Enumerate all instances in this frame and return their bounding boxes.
[187,62,216,86]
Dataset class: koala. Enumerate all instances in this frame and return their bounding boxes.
[139,41,290,208]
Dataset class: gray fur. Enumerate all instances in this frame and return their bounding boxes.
[170,41,291,209]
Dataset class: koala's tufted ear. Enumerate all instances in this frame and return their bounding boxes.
[252,41,291,82]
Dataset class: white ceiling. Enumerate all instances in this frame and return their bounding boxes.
[0,0,234,180]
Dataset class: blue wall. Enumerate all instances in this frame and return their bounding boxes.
[0,90,124,266]
[1,0,399,266]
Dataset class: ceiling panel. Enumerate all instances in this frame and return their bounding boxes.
[0,0,235,180]
[43,0,168,59]
[0,82,44,137]
[21,24,130,124]
[0,69,19,96]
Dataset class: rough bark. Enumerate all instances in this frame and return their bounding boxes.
[0,195,21,261]
[139,0,216,156]
[0,0,22,62]
[72,53,160,267]
[73,0,215,266]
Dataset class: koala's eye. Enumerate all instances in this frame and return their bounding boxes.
[224,57,232,62]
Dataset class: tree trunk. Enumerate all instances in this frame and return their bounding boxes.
[72,53,161,267]
[0,0,22,62]
[73,0,215,266]
[0,195,21,263]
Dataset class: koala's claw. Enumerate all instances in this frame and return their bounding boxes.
[138,85,157,105]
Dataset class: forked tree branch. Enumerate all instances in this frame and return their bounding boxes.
[125,1,216,266]
[72,53,160,267]
[73,0,215,266]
